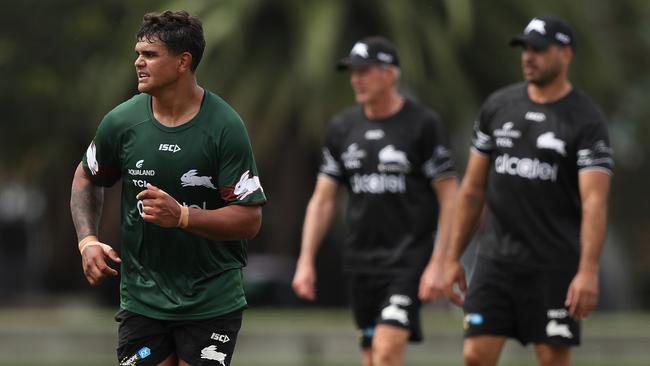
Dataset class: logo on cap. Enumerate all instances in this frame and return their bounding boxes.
[350,42,369,58]
[555,32,571,44]
[377,52,394,63]
[524,18,547,35]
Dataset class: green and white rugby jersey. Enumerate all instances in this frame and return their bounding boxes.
[82,90,266,320]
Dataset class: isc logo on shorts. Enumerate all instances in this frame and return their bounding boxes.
[210,333,230,343]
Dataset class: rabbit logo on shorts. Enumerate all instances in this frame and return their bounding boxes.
[201,345,227,365]
[380,295,412,325]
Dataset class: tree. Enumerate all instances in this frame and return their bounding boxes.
[2,0,649,306]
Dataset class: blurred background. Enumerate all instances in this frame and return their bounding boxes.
[1,0,649,365]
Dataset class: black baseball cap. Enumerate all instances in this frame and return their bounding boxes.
[509,16,575,49]
[337,36,400,70]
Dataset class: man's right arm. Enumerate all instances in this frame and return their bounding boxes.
[444,151,490,305]
[70,162,121,286]
[71,163,103,241]
[291,175,339,301]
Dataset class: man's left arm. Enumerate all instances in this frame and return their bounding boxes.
[419,176,458,302]
[137,184,262,241]
[565,170,611,320]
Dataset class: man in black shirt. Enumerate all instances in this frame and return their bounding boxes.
[443,16,613,366]
[292,36,458,366]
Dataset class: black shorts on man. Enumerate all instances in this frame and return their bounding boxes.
[463,257,580,346]
[116,308,243,366]
[350,273,423,349]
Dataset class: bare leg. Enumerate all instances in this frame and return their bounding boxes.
[371,324,410,366]
[362,349,374,366]
[463,335,506,366]
[534,343,571,366]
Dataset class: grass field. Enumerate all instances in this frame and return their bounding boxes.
[0,305,648,365]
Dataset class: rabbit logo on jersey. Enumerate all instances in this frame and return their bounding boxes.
[234,170,263,200]
[536,132,567,156]
[86,141,99,175]
[472,119,494,151]
[181,169,216,189]
[321,148,342,176]
[378,145,410,173]
[577,140,614,169]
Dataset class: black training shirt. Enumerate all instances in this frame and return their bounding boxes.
[471,82,613,269]
[320,99,456,274]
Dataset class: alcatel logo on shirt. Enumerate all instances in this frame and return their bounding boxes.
[495,153,558,182]
[159,143,181,153]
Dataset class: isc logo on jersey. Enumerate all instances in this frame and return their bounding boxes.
[159,143,181,153]
[525,111,546,122]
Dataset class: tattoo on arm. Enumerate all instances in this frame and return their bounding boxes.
[70,166,104,241]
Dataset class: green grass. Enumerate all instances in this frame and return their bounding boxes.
[0,305,648,365]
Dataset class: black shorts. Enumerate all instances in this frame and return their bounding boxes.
[349,272,423,349]
[115,308,243,366]
[463,257,580,346]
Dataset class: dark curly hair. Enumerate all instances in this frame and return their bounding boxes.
[136,10,205,71]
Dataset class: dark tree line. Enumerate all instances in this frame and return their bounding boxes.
[0,0,648,307]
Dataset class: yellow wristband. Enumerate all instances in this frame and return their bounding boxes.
[177,205,189,229]
[78,235,99,253]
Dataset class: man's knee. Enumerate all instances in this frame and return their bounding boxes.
[463,336,504,366]
[372,343,402,366]
[371,327,408,366]
[463,347,486,366]
[535,344,571,366]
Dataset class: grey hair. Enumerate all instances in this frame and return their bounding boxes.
[380,64,401,82]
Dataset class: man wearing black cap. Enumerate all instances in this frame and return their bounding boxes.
[292,36,458,366]
[443,16,613,366]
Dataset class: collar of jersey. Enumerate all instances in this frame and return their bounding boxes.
[146,90,208,132]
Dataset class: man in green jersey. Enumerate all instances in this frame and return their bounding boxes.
[70,10,266,366]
